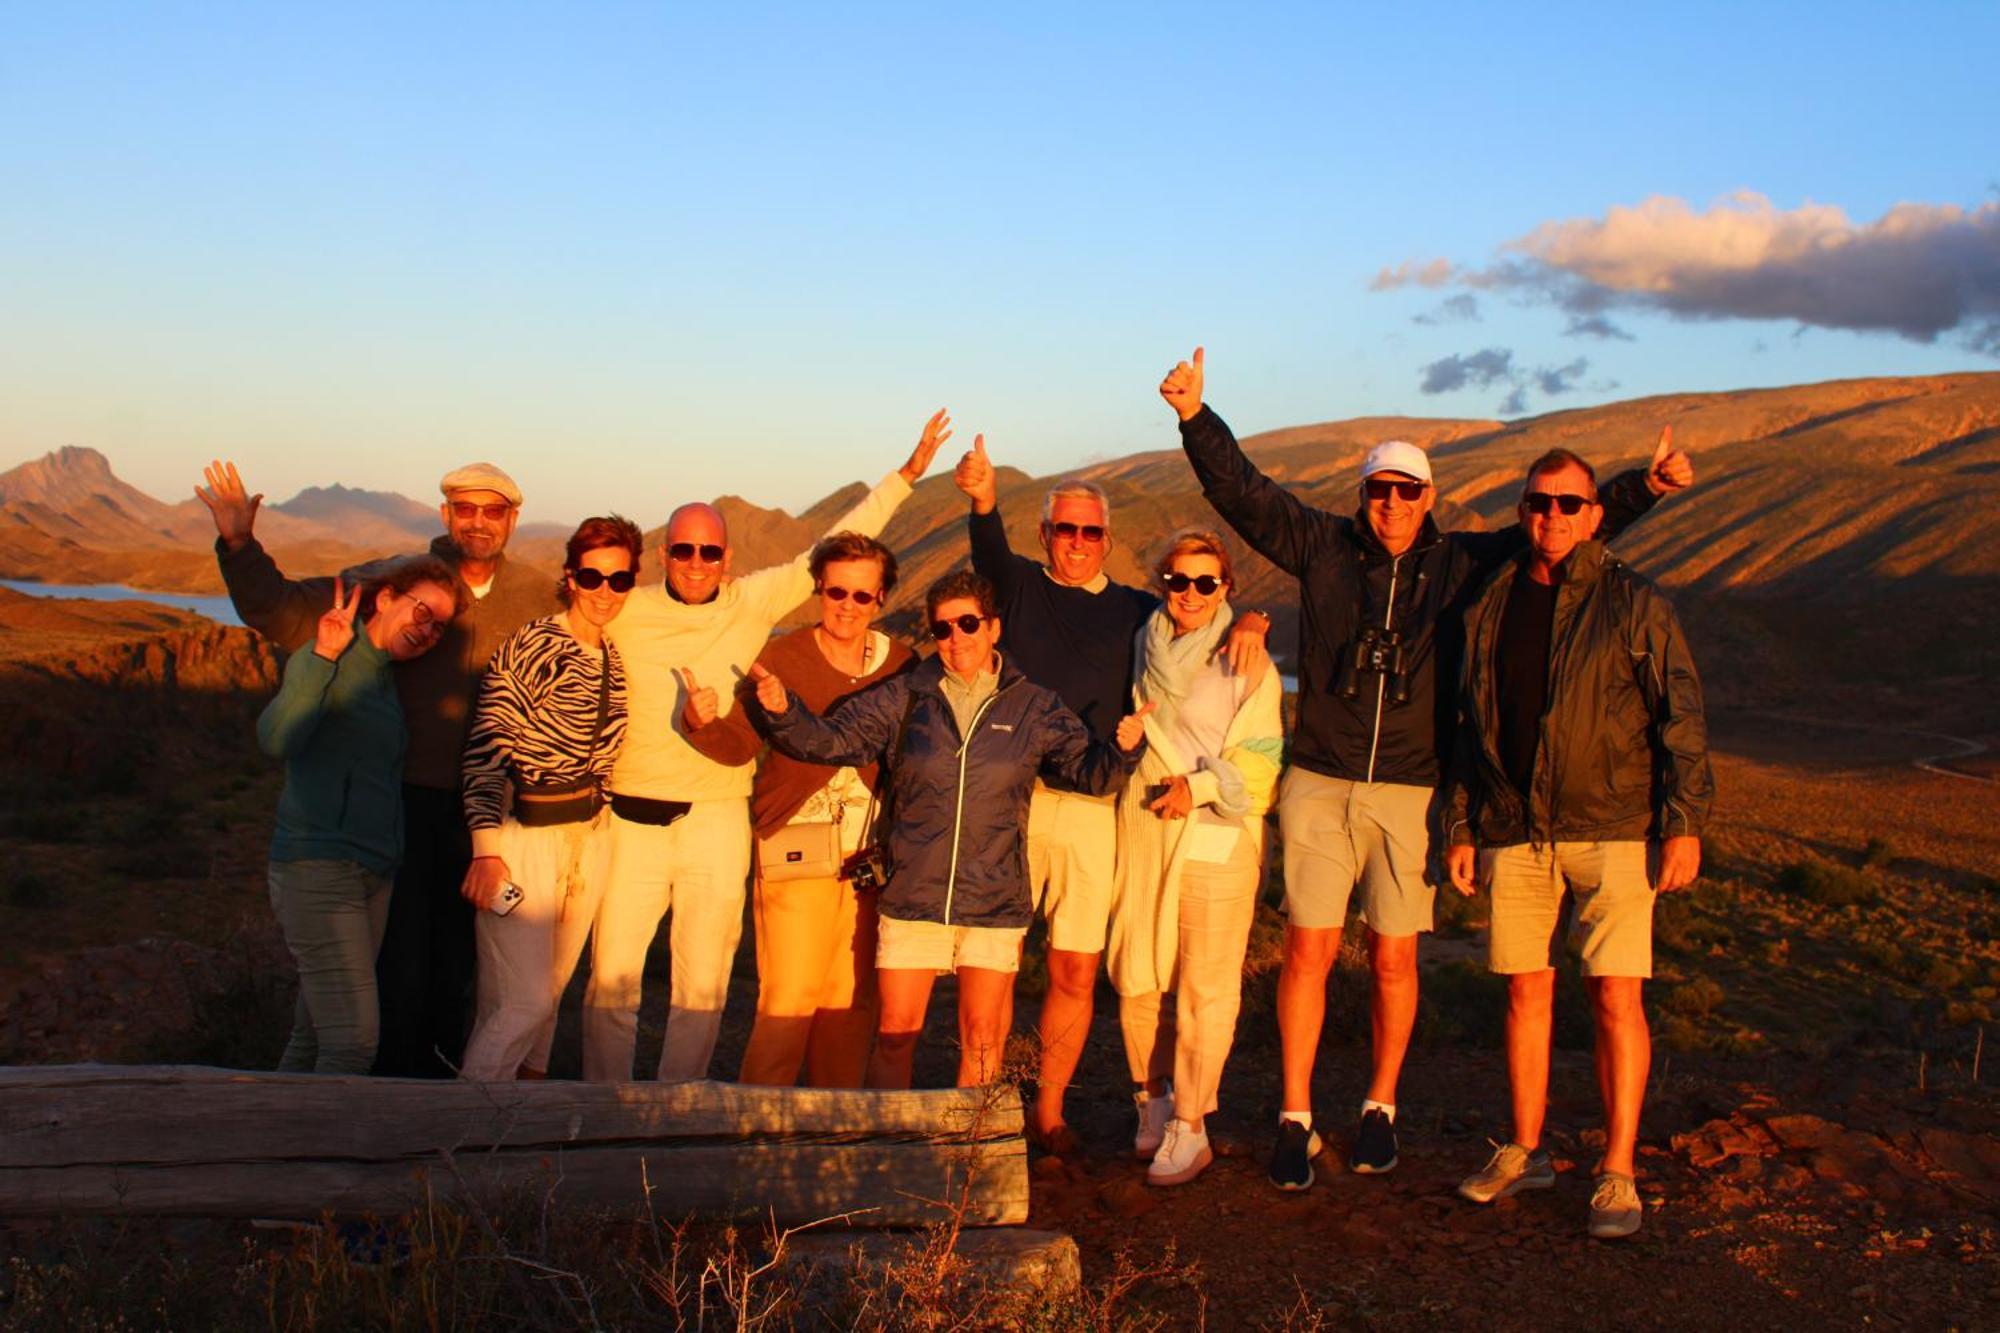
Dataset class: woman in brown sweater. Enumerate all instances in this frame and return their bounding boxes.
[685,531,914,1086]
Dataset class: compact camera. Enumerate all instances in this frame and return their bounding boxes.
[1335,627,1412,707]
[842,847,889,894]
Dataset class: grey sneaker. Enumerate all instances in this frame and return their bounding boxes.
[1134,1086,1175,1160]
[1588,1171,1642,1239]
[1457,1142,1555,1204]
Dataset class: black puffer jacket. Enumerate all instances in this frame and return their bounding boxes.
[1179,406,1657,787]
[1446,541,1713,847]
[758,655,1140,928]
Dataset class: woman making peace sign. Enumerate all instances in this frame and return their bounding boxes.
[256,556,464,1074]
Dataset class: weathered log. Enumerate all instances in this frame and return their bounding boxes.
[0,1065,1028,1226]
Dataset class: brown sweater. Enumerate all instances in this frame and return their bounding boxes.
[686,626,915,839]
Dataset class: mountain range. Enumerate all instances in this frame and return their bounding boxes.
[4,372,1996,729]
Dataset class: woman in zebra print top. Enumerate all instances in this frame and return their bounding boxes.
[458,515,642,1081]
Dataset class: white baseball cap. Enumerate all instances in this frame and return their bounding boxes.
[1359,440,1432,485]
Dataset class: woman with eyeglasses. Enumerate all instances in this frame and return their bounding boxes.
[457,516,643,1081]
[257,555,466,1074]
[749,569,1150,1090]
[1107,529,1283,1186]
[682,532,914,1087]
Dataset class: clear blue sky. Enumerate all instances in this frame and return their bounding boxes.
[3,2,1994,523]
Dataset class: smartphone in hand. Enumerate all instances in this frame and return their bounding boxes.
[492,881,525,916]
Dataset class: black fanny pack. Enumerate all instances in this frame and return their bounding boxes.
[513,778,603,828]
[610,793,693,827]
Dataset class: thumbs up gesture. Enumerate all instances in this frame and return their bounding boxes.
[1159,346,1205,422]
[954,433,998,515]
[678,668,719,731]
[1115,700,1157,753]
[748,661,790,714]
[1646,425,1694,495]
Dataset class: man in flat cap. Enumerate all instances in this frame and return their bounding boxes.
[198,458,559,1077]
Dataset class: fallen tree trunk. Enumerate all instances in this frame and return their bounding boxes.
[0,1065,1027,1226]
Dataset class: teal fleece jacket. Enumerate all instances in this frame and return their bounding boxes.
[257,629,407,877]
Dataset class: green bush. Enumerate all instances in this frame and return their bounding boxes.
[1774,858,1877,907]
[1664,976,1725,1017]
[3,871,56,909]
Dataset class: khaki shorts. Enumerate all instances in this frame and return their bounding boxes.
[1278,768,1435,937]
[1482,841,1655,978]
[1026,782,1118,953]
[877,915,1027,974]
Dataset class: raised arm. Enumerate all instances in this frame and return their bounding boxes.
[956,433,1039,600]
[740,410,950,622]
[1162,348,1333,577]
[198,460,338,652]
[754,665,911,769]
[1454,426,1692,571]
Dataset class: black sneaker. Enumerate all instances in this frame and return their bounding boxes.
[1268,1120,1324,1191]
[1350,1108,1398,1174]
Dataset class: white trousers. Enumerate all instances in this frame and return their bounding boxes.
[460,814,612,1081]
[586,799,751,1081]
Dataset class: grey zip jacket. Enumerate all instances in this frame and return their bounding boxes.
[758,654,1141,928]
[1446,540,1713,848]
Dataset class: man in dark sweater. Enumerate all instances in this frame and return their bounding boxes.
[196,459,558,1077]
[953,435,1268,1152]
[1159,347,1692,1190]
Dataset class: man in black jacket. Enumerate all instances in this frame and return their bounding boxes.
[1444,448,1712,1239]
[1159,347,1691,1190]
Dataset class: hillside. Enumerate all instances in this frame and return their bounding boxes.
[4,373,1997,728]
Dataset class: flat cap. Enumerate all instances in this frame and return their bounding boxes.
[439,462,522,506]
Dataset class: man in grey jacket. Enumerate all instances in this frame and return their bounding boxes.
[1444,447,1713,1240]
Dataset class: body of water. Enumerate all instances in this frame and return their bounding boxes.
[0,579,242,627]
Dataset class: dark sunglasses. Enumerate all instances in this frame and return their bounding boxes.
[1163,573,1225,595]
[820,585,879,606]
[930,613,989,641]
[570,567,636,593]
[1048,521,1106,543]
[450,501,514,522]
[1522,491,1596,516]
[667,542,725,563]
[1362,478,1429,503]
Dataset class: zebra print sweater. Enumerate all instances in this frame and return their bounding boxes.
[463,615,629,832]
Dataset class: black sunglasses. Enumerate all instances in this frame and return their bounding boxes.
[667,542,725,563]
[1362,478,1429,503]
[1522,491,1596,516]
[930,613,989,641]
[570,567,636,592]
[1163,573,1225,595]
[820,585,879,606]
[1047,521,1106,543]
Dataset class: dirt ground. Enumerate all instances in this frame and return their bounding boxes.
[3,717,1997,1327]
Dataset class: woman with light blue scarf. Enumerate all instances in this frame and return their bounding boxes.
[1108,528,1284,1186]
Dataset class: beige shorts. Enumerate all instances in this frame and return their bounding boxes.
[1483,841,1655,978]
[1277,768,1435,937]
[1026,782,1118,953]
[877,915,1027,974]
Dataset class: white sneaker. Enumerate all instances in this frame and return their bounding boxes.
[1133,1085,1175,1159]
[1146,1118,1213,1187]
